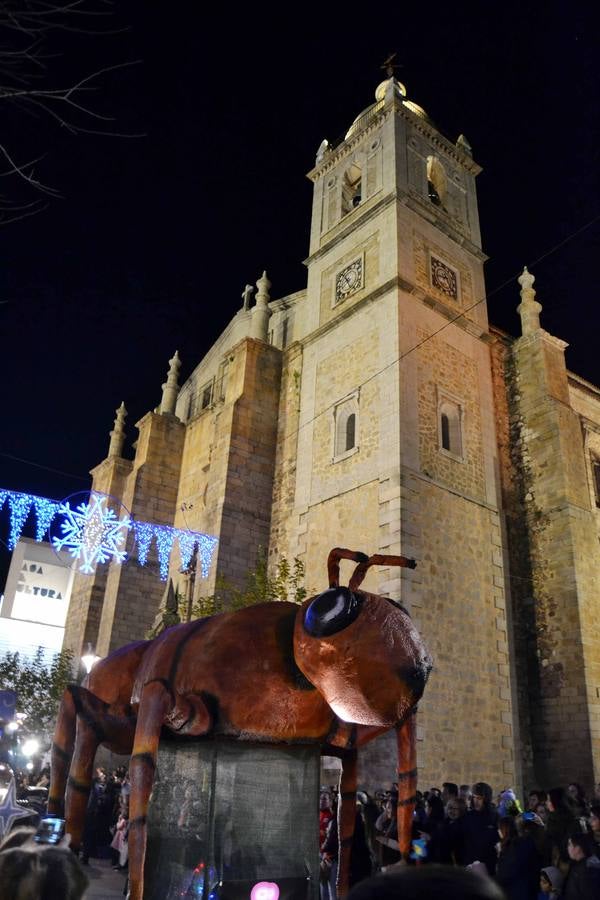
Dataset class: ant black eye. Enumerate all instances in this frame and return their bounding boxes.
[303,587,363,637]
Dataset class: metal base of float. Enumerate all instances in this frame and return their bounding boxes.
[144,738,320,900]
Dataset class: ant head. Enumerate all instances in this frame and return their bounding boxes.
[294,585,431,727]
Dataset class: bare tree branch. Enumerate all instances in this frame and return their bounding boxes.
[0,1,141,224]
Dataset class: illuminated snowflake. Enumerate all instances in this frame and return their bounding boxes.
[52,492,131,574]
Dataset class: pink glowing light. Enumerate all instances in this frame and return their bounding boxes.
[251,882,280,900]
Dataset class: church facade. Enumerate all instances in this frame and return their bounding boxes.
[63,76,600,793]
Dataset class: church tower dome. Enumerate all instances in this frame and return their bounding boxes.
[345,77,433,142]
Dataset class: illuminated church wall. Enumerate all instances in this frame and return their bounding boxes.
[60,75,600,792]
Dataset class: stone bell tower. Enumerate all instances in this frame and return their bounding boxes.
[272,71,519,789]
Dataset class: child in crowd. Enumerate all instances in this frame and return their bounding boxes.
[538,866,563,899]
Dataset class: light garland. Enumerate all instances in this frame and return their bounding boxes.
[153,525,176,581]
[0,488,218,581]
[31,496,59,542]
[133,520,154,568]
[177,529,197,571]
[7,493,34,550]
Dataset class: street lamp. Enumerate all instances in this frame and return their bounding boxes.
[21,738,39,757]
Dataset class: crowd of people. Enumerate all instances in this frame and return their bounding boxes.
[10,762,130,871]
[3,761,600,899]
[320,779,600,900]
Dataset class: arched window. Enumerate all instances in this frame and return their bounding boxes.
[333,396,359,460]
[426,156,447,208]
[440,412,450,451]
[439,399,462,457]
[345,413,356,452]
[341,163,362,216]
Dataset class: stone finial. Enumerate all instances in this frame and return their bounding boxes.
[249,271,272,341]
[316,139,330,164]
[160,350,181,415]
[256,270,271,303]
[517,267,542,336]
[518,266,535,294]
[108,401,127,458]
[456,134,473,156]
[242,284,254,310]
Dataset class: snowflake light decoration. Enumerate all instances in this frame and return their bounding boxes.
[52,492,131,575]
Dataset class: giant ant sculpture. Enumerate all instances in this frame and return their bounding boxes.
[49,548,431,900]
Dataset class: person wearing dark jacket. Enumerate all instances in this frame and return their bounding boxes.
[420,795,448,863]
[462,782,499,876]
[563,832,600,900]
[495,816,540,900]
[545,787,578,866]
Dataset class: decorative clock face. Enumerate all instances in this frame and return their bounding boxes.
[430,256,458,300]
[335,258,363,303]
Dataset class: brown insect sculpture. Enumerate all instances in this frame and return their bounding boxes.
[49,548,431,900]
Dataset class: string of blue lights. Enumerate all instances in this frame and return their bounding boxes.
[0,488,217,581]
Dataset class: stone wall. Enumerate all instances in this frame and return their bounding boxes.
[95,411,185,655]
[213,338,282,589]
[494,325,600,789]
[269,342,303,566]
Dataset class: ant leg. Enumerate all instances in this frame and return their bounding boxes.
[127,680,172,900]
[65,716,102,854]
[395,708,418,862]
[48,687,76,816]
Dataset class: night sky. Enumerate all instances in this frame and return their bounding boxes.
[0,2,598,585]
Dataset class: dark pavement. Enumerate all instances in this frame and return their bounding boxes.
[83,858,127,898]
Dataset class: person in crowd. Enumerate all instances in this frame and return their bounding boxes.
[459,784,473,809]
[120,768,131,802]
[518,810,550,866]
[321,814,338,900]
[374,797,399,868]
[545,787,578,866]
[110,794,129,870]
[356,791,379,877]
[347,864,507,900]
[566,783,589,824]
[437,797,468,864]
[588,804,600,849]
[35,766,50,789]
[320,790,335,849]
[562,832,600,899]
[526,789,546,812]
[498,789,522,818]
[0,826,88,900]
[495,815,540,900]
[535,802,549,826]
[413,790,428,829]
[442,782,459,809]
[539,865,564,899]
[418,795,446,863]
[462,782,499,875]
[81,766,113,864]
[350,797,373,886]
